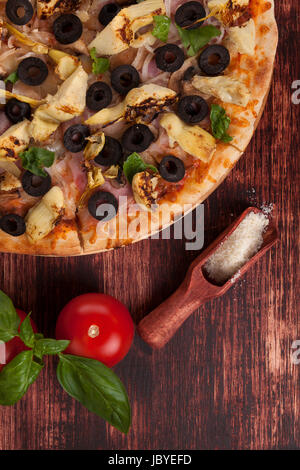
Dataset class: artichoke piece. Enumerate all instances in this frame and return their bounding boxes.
[0,171,21,192]
[88,0,165,56]
[192,75,250,107]
[132,170,161,211]
[25,186,65,242]
[207,0,249,26]
[31,65,88,142]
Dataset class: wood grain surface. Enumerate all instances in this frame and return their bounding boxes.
[0,0,299,450]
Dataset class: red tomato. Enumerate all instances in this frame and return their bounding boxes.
[0,309,37,372]
[55,294,134,367]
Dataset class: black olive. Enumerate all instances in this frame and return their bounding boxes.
[122,124,154,152]
[88,190,118,221]
[177,95,208,124]
[5,0,33,26]
[22,170,51,197]
[175,1,206,30]
[159,155,185,183]
[155,44,184,73]
[0,213,26,236]
[4,98,31,124]
[183,66,196,81]
[98,3,121,26]
[86,82,113,112]
[17,57,48,86]
[198,45,230,76]
[53,14,83,45]
[63,124,90,153]
[95,136,123,166]
[111,65,140,95]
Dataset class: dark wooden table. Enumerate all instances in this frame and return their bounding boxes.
[0,1,299,450]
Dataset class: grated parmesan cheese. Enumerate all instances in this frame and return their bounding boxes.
[204,211,269,284]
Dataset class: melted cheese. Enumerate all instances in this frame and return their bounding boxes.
[160,113,216,163]
[192,75,250,107]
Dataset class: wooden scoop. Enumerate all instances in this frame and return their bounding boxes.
[138,207,278,349]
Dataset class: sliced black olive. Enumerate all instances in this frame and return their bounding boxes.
[63,124,90,153]
[183,66,196,81]
[159,155,185,183]
[122,124,154,152]
[95,136,123,166]
[88,190,118,221]
[5,0,33,26]
[4,98,31,124]
[53,14,83,45]
[98,3,121,26]
[17,58,48,86]
[175,1,206,30]
[22,170,51,197]
[155,44,185,73]
[111,65,140,95]
[86,82,113,112]
[0,214,26,236]
[198,45,230,76]
[177,95,208,124]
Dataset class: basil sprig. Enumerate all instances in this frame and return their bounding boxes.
[57,354,131,433]
[19,147,55,177]
[210,104,233,142]
[176,25,221,56]
[0,290,131,433]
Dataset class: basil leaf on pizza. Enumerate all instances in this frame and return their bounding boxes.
[123,153,158,184]
[0,290,20,342]
[90,48,110,75]
[152,15,171,43]
[210,104,233,143]
[176,25,221,56]
[19,147,55,177]
[4,71,18,84]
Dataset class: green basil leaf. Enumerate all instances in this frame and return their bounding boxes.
[176,25,221,56]
[57,354,131,433]
[0,350,43,405]
[34,338,70,359]
[152,15,171,43]
[210,104,233,142]
[19,313,35,348]
[90,48,110,75]
[19,147,55,177]
[0,290,20,342]
[4,71,18,84]
[123,152,157,184]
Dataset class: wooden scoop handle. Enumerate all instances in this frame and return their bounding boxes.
[138,263,220,349]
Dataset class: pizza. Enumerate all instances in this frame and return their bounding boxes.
[0,0,277,256]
